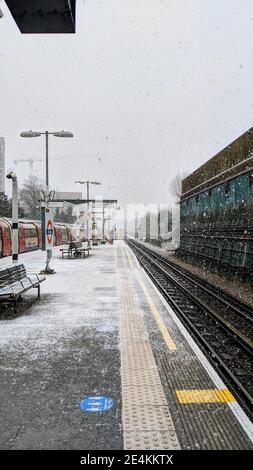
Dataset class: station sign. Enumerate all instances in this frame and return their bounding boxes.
[54,191,82,200]
[45,209,54,250]
[48,201,64,208]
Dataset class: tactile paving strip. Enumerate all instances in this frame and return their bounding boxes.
[121,369,161,388]
[123,405,175,431]
[121,347,158,370]
[116,244,180,450]
[122,385,167,406]
[124,431,179,450]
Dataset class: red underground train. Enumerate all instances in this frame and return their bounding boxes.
[0,218,73,257]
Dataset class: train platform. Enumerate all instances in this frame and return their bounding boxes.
[0,241,252,450]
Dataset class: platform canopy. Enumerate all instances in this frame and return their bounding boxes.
[4,0,76,33]
[53,198,118,206]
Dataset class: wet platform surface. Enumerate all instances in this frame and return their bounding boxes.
[0,242,252,450]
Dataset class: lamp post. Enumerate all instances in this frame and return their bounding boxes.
[21,130,73,273]
[75,181,101,246]
[6,171,18,263]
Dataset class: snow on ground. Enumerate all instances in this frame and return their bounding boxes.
[0,244,122,450]
[0,245,119,366]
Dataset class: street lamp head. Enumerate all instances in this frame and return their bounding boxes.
[53,131,73,138]
[6,171,17,180]
[20,130,41,137]
[75,180,101,185]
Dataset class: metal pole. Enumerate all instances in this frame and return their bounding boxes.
[158,205,161,244]
[12,176,19,263]
[77,206,80,241]
[146,210,150,242]
[124,208,127,240]
[45,131,49,188]
[92,198,95,245]
[107,207,110,239]
[87,182,89,246]
[45,131,50,268]
[135,210,138,239]
[102,202,105,241]
[41,131,49,252]
[43,131,54,274]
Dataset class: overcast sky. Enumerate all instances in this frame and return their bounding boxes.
[0,0,253,205]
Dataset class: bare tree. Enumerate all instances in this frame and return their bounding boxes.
[169,171,189,200]
[0,192,12,218]
[19,175,45,219]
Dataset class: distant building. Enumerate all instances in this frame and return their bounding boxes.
[0,137,5,194]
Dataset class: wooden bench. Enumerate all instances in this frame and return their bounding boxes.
[73,241,90,259]
[60,241,90,259]
[0,263,46,313]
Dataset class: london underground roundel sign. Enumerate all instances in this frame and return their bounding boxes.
[46,219,53,245]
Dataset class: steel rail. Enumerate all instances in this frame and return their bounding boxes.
[127,239,253,416]
[129,240,253,325]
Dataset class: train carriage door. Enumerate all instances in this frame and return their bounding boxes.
[0,224,3,257]
[59,226,63,245]
[30,224,39,250]
[53,225,62,246]
[38,225,42,249]
[19,223,26,253]
[66,225,71,242]
[61,225,68,244]
[32,222,41,249]
[0,220,12,256]
[53,226,57,246]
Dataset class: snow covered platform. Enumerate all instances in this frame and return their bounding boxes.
[0,242,252,450]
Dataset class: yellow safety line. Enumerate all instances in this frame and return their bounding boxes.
[125,243,140,268]
[176,388,236,404]
[120,243,176,351]
[119,244,132,269]
[125,247,133,268]
[136,274,176,351]
[221,388,236,402]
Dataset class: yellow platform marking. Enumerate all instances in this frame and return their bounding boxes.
[176,389,236,404]
[121,243,176,351]
[125,247,133,268]
[136,274,176,352]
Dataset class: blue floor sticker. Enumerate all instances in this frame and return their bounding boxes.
[80,396,114,412]
[96,325,114,332]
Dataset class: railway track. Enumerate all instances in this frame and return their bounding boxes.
[127,239,253,417]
